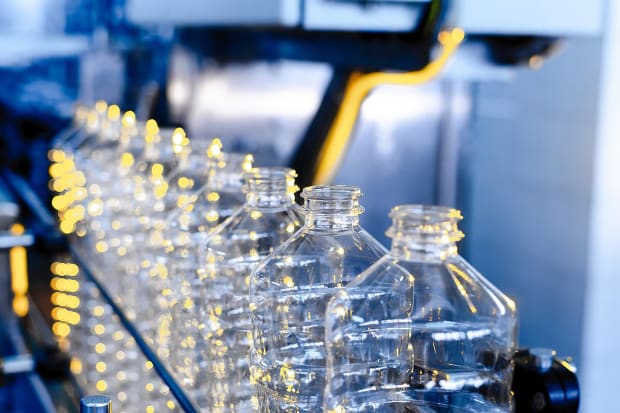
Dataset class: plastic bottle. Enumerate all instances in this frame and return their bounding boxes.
[197,167,304,411]
[250,185,387,412]
[161,151,253,390]
[324,205,518,413]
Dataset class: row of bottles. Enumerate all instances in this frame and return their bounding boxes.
[50,256,179,413]
[49,102,517,413]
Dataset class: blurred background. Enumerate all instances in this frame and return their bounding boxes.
[0,0,618,411]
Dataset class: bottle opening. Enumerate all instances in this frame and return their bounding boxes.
[244,167,299,200]
[301,185,364,215]
[245,167,297,186]
[203,151,253,191]
[386,204,464,242]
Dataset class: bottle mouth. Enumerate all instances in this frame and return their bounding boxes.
[243,167,299,194]
[386,204,464,242]
[389,205,463,221]
[196,145,254,190]
[301,185,364,215]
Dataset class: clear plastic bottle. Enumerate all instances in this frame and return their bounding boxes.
[155,150,253,383]
[195,167,304,411]
[250,185,387,412]
[324,205,518,413]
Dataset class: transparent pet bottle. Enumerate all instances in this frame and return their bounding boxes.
[118,138,231,291]
[151,150,253,376]
[93,126,193,300]
[195,167,304,412]
[250,185,387,412]
[324,205,518,413]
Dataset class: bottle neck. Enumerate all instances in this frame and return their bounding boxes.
[387,205,463,262]
[390,238,458,262]
[305,212,359,231]
[302,185,363,231]
[245,167,298,209]
[246,190,296,208]
[206,153,253,191]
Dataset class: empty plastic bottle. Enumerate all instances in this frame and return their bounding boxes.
[324,205,518,413]
[160,150,253,389]
[198,167,304,411]
[118,139,243,311]
[250,185,387,412]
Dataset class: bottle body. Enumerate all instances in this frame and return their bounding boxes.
[324,205,518,413]
[250,186,387,412]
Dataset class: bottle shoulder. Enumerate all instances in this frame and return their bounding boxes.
[249,226,387,294]
[258,225,386,258]
[208,204,303,235]
[202,203,304,258]
[345,255,414,289]
[395,254,517,320]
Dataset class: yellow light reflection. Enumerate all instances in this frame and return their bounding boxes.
[52,321,71,337]
[96,380,107,392]
[94,100,108,114]
[172,128,186,145]
[12,296,29,317]
[145,119,159,140]
[70,358,82,374]
[107,104,120,121]
[10,224,29,317]
[120,152,134,168]
[95,343,106,354]
[51,307,81,325]
[51,262,79,276]
[207,192,220,202]
[59,220,75,234]
[207,138,222,158]
[447,264,478,314]
[87,199,104,217]
[50,277,80,293]
[206,210,219,222]
[122,110,136,127]
[151,163,164,177]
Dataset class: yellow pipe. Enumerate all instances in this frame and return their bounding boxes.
[313,28,465,185]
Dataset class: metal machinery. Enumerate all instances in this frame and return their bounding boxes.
[0,0,611,411]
